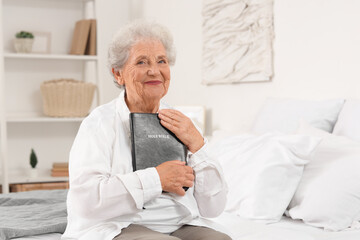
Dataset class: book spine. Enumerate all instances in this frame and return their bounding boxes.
[183,146,188,165]
[53,162,68,168]
[129,113,137,171]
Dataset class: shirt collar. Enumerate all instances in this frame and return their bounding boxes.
[116,90,171,135]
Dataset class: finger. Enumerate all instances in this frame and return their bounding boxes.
[185,173,195,181]
[159,109,185,121]
[160,109,184,116]
[158,113,180,127]
[160,110,195,132]
[175,187,186,196]
[184,166,193,174]
[167,160,185,166]
[160,119,179,132]
[158,109,177,120]
[183,180,194,188]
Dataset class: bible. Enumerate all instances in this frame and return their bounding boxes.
[129,113,188,171]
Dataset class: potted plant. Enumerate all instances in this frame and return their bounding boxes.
[14,31,34,53]
[29,148,38,177]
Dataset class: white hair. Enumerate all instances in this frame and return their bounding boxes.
[108,20,176,88]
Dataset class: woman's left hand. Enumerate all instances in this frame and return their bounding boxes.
[158,109,204,153]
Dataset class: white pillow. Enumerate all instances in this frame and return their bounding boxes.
[209,133,320,223]
[333,99,360,141]
[251,98,344,134]
[288,121,360,231]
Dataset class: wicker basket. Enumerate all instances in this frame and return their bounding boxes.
[40,79,96,117]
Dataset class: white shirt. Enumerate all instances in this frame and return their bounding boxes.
[61,91,228,240]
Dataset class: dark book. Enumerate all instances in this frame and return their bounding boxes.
[129,113,188,171]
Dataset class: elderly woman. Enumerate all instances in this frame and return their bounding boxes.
[61,21,230,240]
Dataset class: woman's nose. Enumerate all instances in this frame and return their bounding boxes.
[147,64,160,76]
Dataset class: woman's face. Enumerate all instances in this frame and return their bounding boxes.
[114,39,171,111]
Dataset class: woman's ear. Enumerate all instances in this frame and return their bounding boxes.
[112,68,124,86]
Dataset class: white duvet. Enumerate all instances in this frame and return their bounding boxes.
[211,213,360,240]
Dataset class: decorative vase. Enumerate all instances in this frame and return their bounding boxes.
[13,38,34,53]
[28,168,38,178]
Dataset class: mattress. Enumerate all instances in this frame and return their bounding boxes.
[13,213,360,240]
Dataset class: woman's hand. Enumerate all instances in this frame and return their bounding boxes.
[155,160,194,196]
[158,109,204,153]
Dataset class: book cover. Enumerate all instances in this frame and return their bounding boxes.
[70,19,91,55]
[52,162,68,168]
[85,19,96,55]
[129,113,188,171]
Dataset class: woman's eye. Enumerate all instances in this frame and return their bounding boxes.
[158,59,167,64]
[137,60,146,65]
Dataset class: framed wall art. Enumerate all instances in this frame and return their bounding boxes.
[32,31,51,54]
[202,0,274,85]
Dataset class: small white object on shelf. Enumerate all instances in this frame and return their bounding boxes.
[13,38,34,53]
[28,168,38,178]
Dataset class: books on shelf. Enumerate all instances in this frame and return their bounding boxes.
[51,162,69,177]
[85,19,96,55]
[70,19,96,55]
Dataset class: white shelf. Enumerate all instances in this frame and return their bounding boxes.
[8,174,68,184]
[6,0,92,2]
[4,52,98,61]
[3,168,68,184]
[7,113,85,123]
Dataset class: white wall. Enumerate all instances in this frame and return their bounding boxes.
[101,0,360,135]
[2,0,359,174]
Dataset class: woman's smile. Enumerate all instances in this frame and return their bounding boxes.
[145,80,163,85]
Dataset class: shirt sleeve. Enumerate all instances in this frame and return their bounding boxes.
[187,138,228,218]
[67,111,162,221]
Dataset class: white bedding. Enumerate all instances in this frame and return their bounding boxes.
[211,213,360,240]
[14,213,360,240]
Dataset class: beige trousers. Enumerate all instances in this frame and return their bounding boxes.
[113,224,232,240]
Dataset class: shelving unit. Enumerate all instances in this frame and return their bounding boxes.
[0,0,100,193]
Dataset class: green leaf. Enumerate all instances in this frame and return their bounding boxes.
[15,31,34,39]
[30,148,38,168]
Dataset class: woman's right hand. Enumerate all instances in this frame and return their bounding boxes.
[155,160,194,196]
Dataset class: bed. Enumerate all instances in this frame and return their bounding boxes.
[4,205,360,240]
[3,194,360,240]
[0,189,67,240]
[2,98,360,240]
[7,213,360,240]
